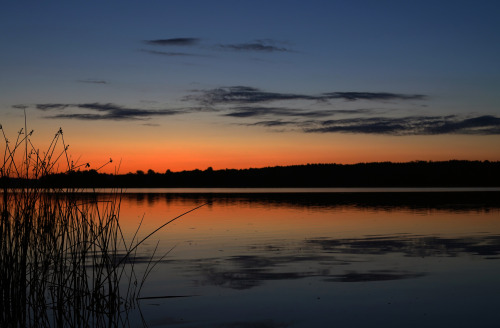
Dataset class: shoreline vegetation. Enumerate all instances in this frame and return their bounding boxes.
[1,125,205,327]
[3,160,499,188]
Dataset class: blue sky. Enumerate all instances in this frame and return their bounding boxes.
[1,0,499,172]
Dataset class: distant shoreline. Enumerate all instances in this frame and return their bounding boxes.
[3,160,499,188]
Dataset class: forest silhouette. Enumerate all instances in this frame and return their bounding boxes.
[6,160,498,188]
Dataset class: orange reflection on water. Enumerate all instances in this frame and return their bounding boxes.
[90,192,500,327]
[114,193,500,259]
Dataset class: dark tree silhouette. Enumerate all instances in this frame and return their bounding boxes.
[12,160,498,188]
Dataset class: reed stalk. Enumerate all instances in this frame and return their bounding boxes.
[0,122,187,327]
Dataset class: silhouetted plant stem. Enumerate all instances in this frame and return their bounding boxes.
[1,120,205,327]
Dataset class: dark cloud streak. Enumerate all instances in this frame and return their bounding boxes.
[249,120,297,127]
[34,102,185,121]
[187,86,315,105]
[184,86,500,135]
[188,86,426,105]
[224,106,374,118]
[140,49,203,57]
[142,38,294,54]
[323,92,425,101]
[306,115,500,135]
[77,79,108,84]
[143,38,200,46]
[36,104,69,111]
[217,42,292,52]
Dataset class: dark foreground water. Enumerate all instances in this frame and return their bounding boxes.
[115,189,500,327]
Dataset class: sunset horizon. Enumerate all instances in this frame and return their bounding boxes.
[3,113,500,175]
[2,1,499,176]
[2,2,500,326]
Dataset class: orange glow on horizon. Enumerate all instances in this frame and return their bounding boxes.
[83,137,500,174]
[3,118,499,175]
[67,128,500,174]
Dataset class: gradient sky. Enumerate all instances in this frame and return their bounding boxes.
[1,0,499,173]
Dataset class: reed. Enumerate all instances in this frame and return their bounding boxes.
[0,123,186,327]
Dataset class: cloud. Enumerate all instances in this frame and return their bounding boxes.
[185,86,479,135]
[217,40,292,52]
[187,86,315,105]
[36,104,69,111]
[224,106,374,118]
[229,109,500,135]
[77,79,108,84]
[142,38,294,55]
[12,104,28,109]
[187,86,426,105]
[224,107,307,118]
[140,49,204,57]
[34,102,186,121]
[425,115,500,134]
[249,120,298,127]
[322,92,425,101]
[143,38,200,46]
[305,115,500,135]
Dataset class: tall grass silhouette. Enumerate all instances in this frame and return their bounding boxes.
[0,122,202,327]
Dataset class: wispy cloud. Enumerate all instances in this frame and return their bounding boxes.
[305,115,500,135]
[249,120,298,127]
[323,92,425,101]
[143,38,200,46]
[187,86,426,105]
[141,38,295,57]
[217,40,293,52]
[36,104,69,111]
[139,49,203,57]
[224,106,374,118]
[34,102,186,121]
[186,86,313,105]
[77,79,108,84]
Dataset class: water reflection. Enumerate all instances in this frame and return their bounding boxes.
[163,233,500,291]
[306,234,500,257]
[121,190,500,212]
[115,191,500,327]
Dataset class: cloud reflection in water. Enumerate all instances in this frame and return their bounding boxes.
[179,233,500,290]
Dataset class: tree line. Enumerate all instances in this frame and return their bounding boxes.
[18,160,500,188]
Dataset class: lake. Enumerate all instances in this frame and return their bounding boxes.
[112,189,500,327]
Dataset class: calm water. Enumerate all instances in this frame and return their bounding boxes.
[112,190,500,327]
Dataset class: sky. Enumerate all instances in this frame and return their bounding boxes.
[1,0,500,174]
